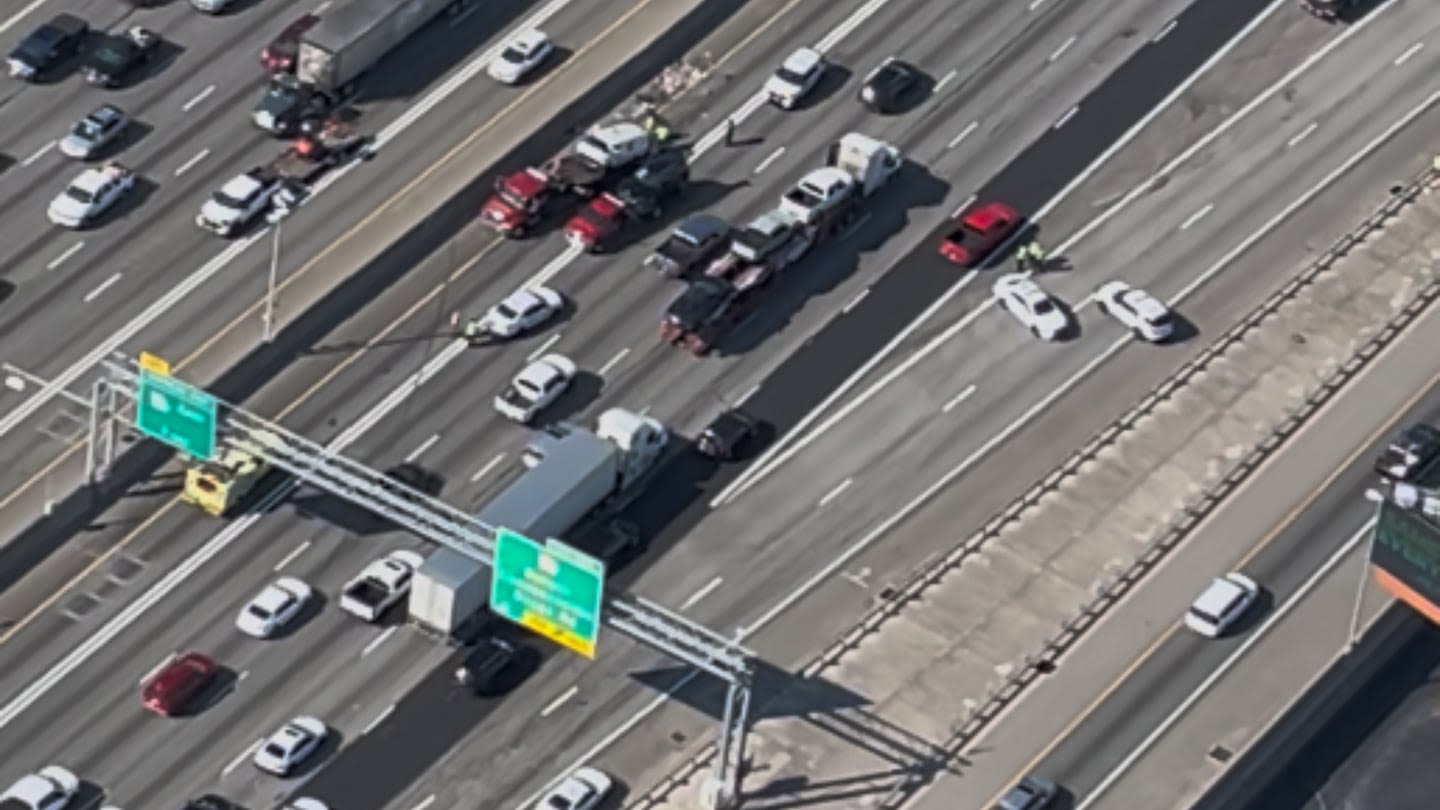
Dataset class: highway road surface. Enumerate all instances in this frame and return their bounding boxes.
[0,0,647,526]
[1,0,1413,809]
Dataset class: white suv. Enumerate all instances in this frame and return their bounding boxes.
[1185,573,1259,638]
[1,766,79,810]
[197,169,281,236]
[765,47,826,109]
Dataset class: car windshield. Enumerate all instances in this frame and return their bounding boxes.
[1189,606,1220,625]
[501,45,529,63]
[516,379,541,397]
[775,66,809,84]
[16,31,57,60]
[264,743,288,758]
[214,191,247,209]
[65,186,96,204]
[74,119,102,138]
[91,43,129,67]
[264,84,299,104]
[495,302,520,320]
[248,603,273,619]
[1031,299,1055,315]
[546,795,575,810]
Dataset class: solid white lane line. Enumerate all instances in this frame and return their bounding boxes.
[942,384,977,413]
[842,289,870,315]
[734,385,761,407]
[174,149,210,177]
[526,333,562,362]
[1048,35,1077,63]
[680,576,724,611]
[1179,203,1214,231]
[222,738,263,777]
[952,194,978,218]
[46,243,84,270]
[361,626,396,657]
[540,685,578,717]
[1076,520,1372,808]
[363,704,395,735]
[411,795,436,810]
[1286,122,1319,148]
[1053,105,1080,129]
[471,453,506,483]
[313,0,334,13]
[935,69,957,92]
[22,141,54,166]
[138,653,174,686]
[818,478,854,508]
[406,433,440,462]
[598,347,630,376]
[83,273,122,304]
[1394,41,1425,67]
[181,85,215,112]
[1027,0,1048,10]
[753,146,786,175]
[1151,19,1178,43]
[273,540,311,572]
[947,121,979,149]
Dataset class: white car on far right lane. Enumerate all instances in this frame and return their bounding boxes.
[253,716,328,776]
[478,286,563,338]
[993,273,1068,340]
[1185,572,1259,638]
[1094,280,1175,342]
[495,354,577,423]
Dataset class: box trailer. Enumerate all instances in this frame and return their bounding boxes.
[296,0,456,93]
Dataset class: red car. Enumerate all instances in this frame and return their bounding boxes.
[563,193,626,252]
[142,651,217,716]
[939,201,1020,267]
[261,15,320,75]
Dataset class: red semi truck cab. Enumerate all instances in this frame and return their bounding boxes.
[481,167,551,236]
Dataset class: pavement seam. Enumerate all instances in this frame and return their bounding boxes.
[621,162,1440,810]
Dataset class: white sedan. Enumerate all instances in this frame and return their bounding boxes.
[993,273,1068,340]
[478,286,564,338]
[488,29,553,84]
[765,46,826,109]
[535,767,612,810]
[1,765,79,810]
[253,716,328,776]
[495,354,577,423]
[281,800,328,810]
[1185,572,1259,638]
[48,161,135,229]
[235,577,314,638]
[1094,280,1175,342]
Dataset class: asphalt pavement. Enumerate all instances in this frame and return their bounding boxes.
[0,1,1407,810]
[0,0,637,524]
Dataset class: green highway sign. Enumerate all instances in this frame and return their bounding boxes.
[135,370,218,461]
[490,528,605,658]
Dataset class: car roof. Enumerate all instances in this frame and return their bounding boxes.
[964,202,1014,230]
[589,121,647,148]
[518,359,564,387]
[91,104,125,122]
[676,213,728,241]
[501,288,542,311]
[510,29,547,50]
[1193,576,1245,615]
[71,168,113,193]
[41,13,87,37]
[1121,289,1169,320]
[221,173,265,198]
[781,47,822,73]
[255,583,297,611]
[504,168,548,197]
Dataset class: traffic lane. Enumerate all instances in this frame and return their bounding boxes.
[719,15,1440,525]
[0,0,640,500]
[0,509,445,808]
[1028,495,1379,800]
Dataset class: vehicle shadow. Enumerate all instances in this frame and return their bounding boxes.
[712,161,948,357]
[286,728,346,779]
[0,153,14,177]
[101,117,155,159]
[98,174,160,227]
[791,63,852,111]
[1052,298,1081,343]
[1159,311,1199,345]
[352,0,539,103]
[268,589,328,641]
[189,664,243,716]
[539,369,604,425]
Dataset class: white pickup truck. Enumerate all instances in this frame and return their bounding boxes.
[338,550,424,622]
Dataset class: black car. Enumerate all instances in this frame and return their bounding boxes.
[859,58,920,113]
[83,27,160,87]
[614,149,690,218]
[184,796,241,810]
[1375,424,1440,482]
[382,462,444,498]
[644,212,731,278]
[698,409,758,461]
[457,636,523,695]
[7,13,89,81]
[1300,0,1360,20]
[253,73,331,136]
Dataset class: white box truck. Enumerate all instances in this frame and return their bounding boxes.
[408,408,669,639]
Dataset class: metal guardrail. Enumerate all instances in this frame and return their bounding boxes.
[624,160,1440,809]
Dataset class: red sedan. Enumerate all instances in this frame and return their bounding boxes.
[142,651,217,716]
[939,201,1020,267]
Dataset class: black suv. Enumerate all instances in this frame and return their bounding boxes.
[184,795,242,810]
[252,74,330,136]
[83,27,160,87]
[458,636,522,695]
[1300,0,1361,20]
[859,57,920,113]
[7,14,89,81]
[614,149,690,219]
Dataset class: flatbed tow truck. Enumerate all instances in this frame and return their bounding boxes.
[268,116,369,186]
[659,132,900,355]
[480,121,655,238]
